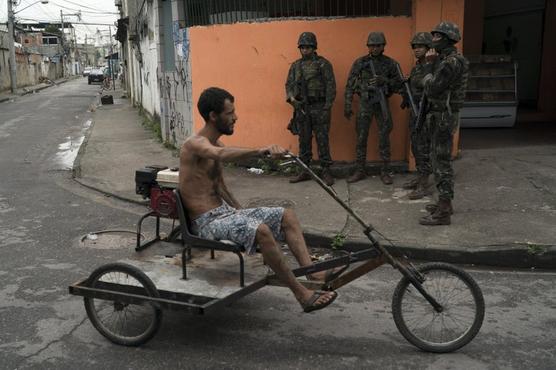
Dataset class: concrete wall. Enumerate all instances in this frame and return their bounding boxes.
[128,0,161,118]
[189,17,414,162]
[183,0,465,162]
[157,0,193,148]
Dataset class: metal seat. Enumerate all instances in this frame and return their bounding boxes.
[174,189,246,286]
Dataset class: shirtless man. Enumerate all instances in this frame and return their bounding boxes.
[178,87,338,313]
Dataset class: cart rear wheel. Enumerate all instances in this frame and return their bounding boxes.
[84,263,162,346]
[392,262,484,353]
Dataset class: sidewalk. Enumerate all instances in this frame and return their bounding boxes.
[74,90,556,269]
[0,77,75,103]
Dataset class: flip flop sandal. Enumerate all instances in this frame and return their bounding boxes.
[302,290,338,313]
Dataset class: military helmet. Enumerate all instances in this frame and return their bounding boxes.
[367,32,386,46]
[431,21,461,42]
[410,32,433,48]
[298,32,317,48]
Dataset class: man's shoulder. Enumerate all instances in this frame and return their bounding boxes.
[183,135,213,151]
[380,54,398,66]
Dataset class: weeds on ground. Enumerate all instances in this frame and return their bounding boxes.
[139,106,162,142]
[331,233,347,250]
[526,243,546,255]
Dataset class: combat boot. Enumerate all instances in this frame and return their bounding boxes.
[402,177,420,190]
[407,175,432,200]
[425,201,454,215]
[321,169,334,186]
[380,168,393,185]
[419,198,452,225]
[347,168,366,183]
[289,171,311,183]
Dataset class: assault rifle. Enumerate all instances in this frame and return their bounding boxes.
[367,58,389,122]
[286,63,310,136]
[414,93,428,131]
[396,63,418,116]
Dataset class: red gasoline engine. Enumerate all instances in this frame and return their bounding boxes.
[135,166,179,219]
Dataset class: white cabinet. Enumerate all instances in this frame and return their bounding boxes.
[460,55,518,128]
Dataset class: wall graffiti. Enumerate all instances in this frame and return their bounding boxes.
[159,25,193,146]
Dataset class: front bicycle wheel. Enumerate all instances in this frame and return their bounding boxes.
[392,262,484,353]
[84,263,163,346]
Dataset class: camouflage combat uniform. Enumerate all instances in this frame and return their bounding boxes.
[420,22,469,226]
[424,48,468,199]
[344,32,402,176]
[285,33,336,171]
[407,33,433,179]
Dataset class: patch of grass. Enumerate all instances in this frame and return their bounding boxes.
[526,243,546,255]
[139,107,162,143]
[331,233,347,250]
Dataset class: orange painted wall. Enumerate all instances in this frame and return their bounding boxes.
[189,0,466,164]
[189,17,413,162]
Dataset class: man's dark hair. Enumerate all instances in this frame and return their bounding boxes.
[197,87,235,121]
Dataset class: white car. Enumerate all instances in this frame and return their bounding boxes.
[82,67,93,77]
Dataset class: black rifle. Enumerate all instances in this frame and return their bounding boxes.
[396,63,417,116]
[367,58,389,122]
[414,93,428,131]
[286,63,310,136]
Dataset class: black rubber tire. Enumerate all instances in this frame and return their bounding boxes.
[84,262,163,346]
[392,262,485,353]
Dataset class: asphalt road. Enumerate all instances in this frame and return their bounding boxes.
[0,79,555,369]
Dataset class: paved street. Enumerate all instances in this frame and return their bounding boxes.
[0,79,555,369]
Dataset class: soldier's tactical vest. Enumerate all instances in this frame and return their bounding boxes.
[409,62,429,101]
[429,52,469,112]
[298,57,326,100]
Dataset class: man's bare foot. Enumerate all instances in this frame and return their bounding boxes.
[301,290,338,313]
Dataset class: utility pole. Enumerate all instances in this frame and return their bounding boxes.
[109,25,115,90]
[60,10,65,77]
[7,0,17,92]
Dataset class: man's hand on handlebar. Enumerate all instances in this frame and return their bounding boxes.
[259,145,288,159]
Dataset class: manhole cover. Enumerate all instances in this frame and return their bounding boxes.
[245,197,296,208]
[79,231,139,250]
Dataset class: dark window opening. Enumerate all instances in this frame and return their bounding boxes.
[182,0,411,27]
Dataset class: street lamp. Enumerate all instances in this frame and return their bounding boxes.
[7,0,50,92]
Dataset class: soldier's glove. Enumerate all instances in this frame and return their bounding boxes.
[369,76,387,87]
[344,106,353,120]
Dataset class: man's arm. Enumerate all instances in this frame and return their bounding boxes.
[216,164,242,209]
[423,59,459,96]
[186,136,263,162]
[321,59,336,110]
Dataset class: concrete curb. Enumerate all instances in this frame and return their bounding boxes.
[0,77,76,103]
[303,232,556,269]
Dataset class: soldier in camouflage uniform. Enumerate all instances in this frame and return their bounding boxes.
[286,32,336,186]
[344,32,402,184]
[401,32,434,200]
[419,22,469,226]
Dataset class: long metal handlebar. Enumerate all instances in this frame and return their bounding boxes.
[281,153,376,241]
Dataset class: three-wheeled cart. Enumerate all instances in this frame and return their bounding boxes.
[69,155,485,352]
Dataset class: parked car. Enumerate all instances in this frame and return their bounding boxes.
[88,69,105,85]
[82,67,92,77]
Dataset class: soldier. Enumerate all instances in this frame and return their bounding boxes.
[344,32,402,184]
[419,22,469,226]
[286,32,336,186]
[401,32,434,199]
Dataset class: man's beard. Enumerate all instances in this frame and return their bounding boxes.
[215,116,233,135]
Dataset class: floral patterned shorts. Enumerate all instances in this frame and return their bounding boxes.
[191,202,285,255]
